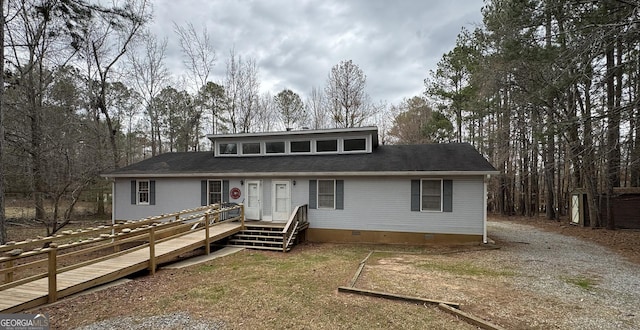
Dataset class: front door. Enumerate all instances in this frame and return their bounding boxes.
[245,180,261,220]
[272,180,291,222]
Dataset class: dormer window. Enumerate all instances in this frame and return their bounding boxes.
[210,127,377,157]
[242,142,261,155]
[290,140,311,153]
[266,141,285,154]
[316,139,338,152]
[344,138,367,152]
[219,143,237,155]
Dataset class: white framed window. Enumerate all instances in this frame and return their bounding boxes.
[290,140,311,153]
[137,180,150,205]
[208,180,223,205]
[421,179,442,211]
[316,139,338,152]
[317,179,336,209]
[242,142,261,155]
[266,141,285,154]
[219,143,237,155]
[343,138,367,152]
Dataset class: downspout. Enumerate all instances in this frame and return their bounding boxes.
[110,178,116,238]
[483,174,489,244]
[111,179,116,226]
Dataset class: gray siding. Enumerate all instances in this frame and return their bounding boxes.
[115,177,243,220]
[304,176,484,235]
[113,176,485,235]
[115,178,202,220]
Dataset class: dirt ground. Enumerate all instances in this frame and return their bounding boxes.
[19,215,640,329]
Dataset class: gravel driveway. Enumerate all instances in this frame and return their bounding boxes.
[487,221,640,329]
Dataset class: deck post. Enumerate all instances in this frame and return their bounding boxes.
[4,260,13,283]
[240,203,245,229]
[47,248,57,303]
[205,213,211,255]
[149,226,156,275]
[113,223,121,253]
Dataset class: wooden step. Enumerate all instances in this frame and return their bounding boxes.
[226,244,288,251]
[234,234,284,241]
[240,229,283,236]
[233,232,284,240]
[227,221,307,252]
[243,223,286,229]
[229,238,283,245]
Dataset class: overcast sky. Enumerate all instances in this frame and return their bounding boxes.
[149,0,484,105]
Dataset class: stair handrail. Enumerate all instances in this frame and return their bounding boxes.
[282,204,308,252]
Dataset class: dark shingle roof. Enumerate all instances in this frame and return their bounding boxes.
[103,143,498,177]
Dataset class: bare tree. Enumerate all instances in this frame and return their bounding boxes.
[388,97,433,144]
[4,0,96,234]
[0,0,6,244]
[325,59,373,128]
[224,49,259,133]
[127,31,169,157]
[83,0,150,169]
[253,92,278,132]
[174,23,216,148]
[174,22,216,92]
[239,57,259,133]
[306,86,328,129]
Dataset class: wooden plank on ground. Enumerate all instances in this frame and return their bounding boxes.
[337,286,460,309]
[348,251,374,287]
[437,303,507,330]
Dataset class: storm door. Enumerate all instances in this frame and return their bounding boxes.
[272,180,291,222]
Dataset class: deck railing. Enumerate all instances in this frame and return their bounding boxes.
[0,203,244,303]
[281,204,308,252]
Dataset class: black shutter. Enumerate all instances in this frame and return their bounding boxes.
[201,180,207,206]
[411,180,420,211]
[336,180,344,210]
[443,180,453,212]
[223,180,230,203]
[309,180,317,209]
[149,180,156,205]
[131,180,136,205]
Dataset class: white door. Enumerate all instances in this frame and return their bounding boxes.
[272,180,291,222]
[571,194,580,224]
[245,180,261,220]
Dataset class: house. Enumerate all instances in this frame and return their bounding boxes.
[102,126,499,244]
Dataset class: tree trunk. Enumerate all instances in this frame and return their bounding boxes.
[578,66,602,227]
[0,0,6,244]
[605,39,621,230]
[28,65,46,226]
[98,84,120,169]
[631,105,640,186]
[544,129,556,220]
[631,51,640,187]
[529,108,541,217]
[96,190,105,216]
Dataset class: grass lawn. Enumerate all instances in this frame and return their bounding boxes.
[37,243,480,329]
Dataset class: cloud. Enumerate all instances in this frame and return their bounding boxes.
[149,0,483,105]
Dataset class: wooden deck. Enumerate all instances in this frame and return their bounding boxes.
[0,222,242,313]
